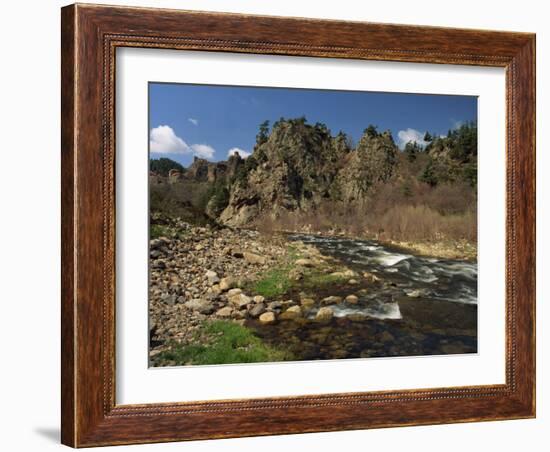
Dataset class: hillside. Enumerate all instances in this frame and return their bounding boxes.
[150,118,477,245]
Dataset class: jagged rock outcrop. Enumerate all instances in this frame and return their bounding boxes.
[334,130,398,201]
[219,119,398,226]
[149,118,476,229]
[185,154,244,183]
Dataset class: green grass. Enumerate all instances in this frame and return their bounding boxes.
[247,245,350,298]
[302,271,348,290]
[248,246,300,298]
[150,223,189,240]
[154,320,292,366]
[150,224,171,239]
[250,266,294,298]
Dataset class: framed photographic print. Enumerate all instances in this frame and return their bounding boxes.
[61,3,536,447]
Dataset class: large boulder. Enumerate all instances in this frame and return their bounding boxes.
[259,311,276,325]
[228,292,251,309]
[219,277,236,292]
[248,303,266,318]
[315,307,334,322]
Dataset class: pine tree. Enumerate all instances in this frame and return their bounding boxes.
[256,120,270,146]
[420,159,438,186]
[364,125,378,138]
[405,141,419,162]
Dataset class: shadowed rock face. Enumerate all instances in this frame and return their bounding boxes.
[219,119,399,226]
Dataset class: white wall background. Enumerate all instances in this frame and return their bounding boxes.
[0,1,545,451]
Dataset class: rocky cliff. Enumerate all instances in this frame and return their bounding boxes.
[185,154,244,183]
[219,118,399,226]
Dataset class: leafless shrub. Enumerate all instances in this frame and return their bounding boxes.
[371,205,476,242]
[253,188,476,243]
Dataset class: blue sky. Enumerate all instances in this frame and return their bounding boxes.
[149,82,477,167]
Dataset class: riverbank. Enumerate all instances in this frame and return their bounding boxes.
[383,238,477,261]
[149,216,478,366]
[258,226,477,261]
[149,216,385,365]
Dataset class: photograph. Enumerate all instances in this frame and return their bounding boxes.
[148,83,479,366]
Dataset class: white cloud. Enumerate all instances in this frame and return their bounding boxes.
[150,125,215,159]
[150,125,190,154]
[396,128,429,150]
[188,118,199,126]
[227,147,251,159]
[190,144,215,159]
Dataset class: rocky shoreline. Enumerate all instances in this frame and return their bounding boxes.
[149,216,384,364]
[267,226,476,261]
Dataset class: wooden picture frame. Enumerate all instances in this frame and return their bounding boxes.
[61,3,535,447]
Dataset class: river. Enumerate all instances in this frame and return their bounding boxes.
[248,233,478,361]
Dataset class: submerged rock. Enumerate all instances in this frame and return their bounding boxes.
[378,331,395,343]
[280,305,302,320]
[300,298,316,308]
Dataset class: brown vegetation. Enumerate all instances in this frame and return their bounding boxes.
[256,179,476,244]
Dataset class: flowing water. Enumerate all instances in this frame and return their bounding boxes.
[248,234,478,360]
